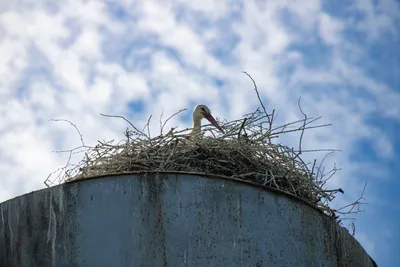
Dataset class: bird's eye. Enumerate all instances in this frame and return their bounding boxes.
[201,107,206,112]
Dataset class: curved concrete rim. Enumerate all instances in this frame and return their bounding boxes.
[65,170,326,215]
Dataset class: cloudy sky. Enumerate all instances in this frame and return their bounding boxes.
[1,0,399,265]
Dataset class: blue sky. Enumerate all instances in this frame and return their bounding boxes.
[0,0,399,265]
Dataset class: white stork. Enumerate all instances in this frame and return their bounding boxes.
[190,104,224,136]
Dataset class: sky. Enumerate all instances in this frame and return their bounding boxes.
[0,0,399,265]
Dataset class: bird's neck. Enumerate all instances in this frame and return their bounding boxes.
[192,115,202,134]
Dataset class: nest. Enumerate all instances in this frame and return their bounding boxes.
[46,74,364,223]
[47,109,344,218]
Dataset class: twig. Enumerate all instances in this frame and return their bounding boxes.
[297,97,307,155]
[242,71,272,130]
[238,118,247,138]
[159,108,164,134]
[143,115,152,139]
[161,108,186,135]
[336,182,368,214]
[100,113,148,138]
[49,119,85,146]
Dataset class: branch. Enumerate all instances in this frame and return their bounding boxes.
[49,119,85,146]
[242,71,273,131]
[100,113,148,138]
[297,97,307,155]
[161,108,186,135]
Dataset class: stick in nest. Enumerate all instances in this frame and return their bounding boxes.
[242,71,275,131]
[100,113,148,139]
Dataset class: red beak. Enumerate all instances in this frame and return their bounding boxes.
[205,114,224,133]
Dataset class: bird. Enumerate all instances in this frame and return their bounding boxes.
[190,104,224,136]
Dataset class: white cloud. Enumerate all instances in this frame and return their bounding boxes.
[318,13,344,45]
[236,1,292,56]
[56,51,87,90]
[115,72,150,100]
[176,0,231,18]
[279,0,322,33]
[136,1,224,73]
[71,26,102,59]
[371,132,394,159]
[351,0,400,40]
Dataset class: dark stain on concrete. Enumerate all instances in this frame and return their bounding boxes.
[0,183,79,267]
[139,173,168,266]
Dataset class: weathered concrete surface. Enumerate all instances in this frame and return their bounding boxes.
[0,173,376,267]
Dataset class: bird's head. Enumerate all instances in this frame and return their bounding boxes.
[193,104,224,133]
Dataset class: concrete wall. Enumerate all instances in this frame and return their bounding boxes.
[0,173,376,267]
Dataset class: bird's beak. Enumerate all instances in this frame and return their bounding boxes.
[205,114,224,133]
